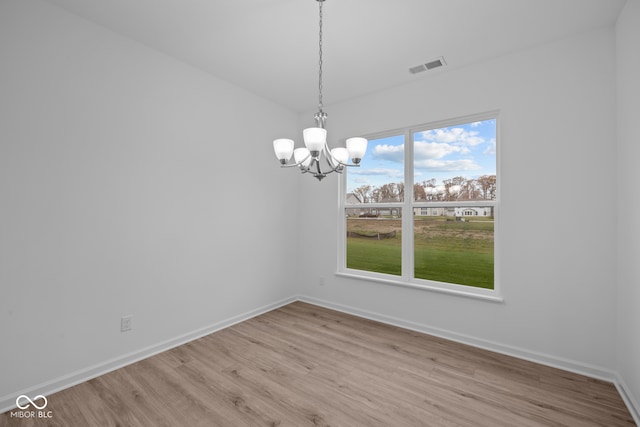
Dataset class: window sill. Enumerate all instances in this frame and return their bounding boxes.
[335,271,504,303]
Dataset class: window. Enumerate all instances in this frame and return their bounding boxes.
[339,112,499,300]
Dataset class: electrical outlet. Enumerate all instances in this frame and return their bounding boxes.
[121,315,133,332]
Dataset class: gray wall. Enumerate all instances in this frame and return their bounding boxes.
[616,0,640,416]
[0,0,299,407]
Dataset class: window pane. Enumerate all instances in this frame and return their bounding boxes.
[346,134,404,203]
[414,211,494,289]
[346,209,402,276]
[413,119,496,202]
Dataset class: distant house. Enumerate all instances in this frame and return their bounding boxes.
[347,194,491,218]
[345,193,369,217]
[345,194,401,217]
[413,206,493,218]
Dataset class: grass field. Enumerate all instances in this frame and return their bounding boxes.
[346,216,494,289]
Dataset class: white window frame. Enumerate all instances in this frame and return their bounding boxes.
[337,111,502,302]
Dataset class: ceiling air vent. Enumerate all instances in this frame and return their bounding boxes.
[409,56,446,74]
[409,64,427,74]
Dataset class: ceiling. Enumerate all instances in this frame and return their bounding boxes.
[42,0,626,113]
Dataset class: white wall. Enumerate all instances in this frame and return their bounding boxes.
[0,0,299,407]
[616,0,640,416]
[297,27,618,375]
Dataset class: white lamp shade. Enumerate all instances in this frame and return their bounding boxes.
[273,139,294,161]
[330,147,349,166]
[294,147,312,168]
[346,137,367,161]
[303,127,327,154]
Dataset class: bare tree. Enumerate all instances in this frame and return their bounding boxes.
[413,183,426,201]
[371,187,382,203]
[352,185,371,203]
[378,183,400,202]
[477,175,497,200]
[457,178,475,200]
[420,179,437,201]
[366,175,496,204]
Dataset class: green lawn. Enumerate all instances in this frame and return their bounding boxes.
[346,236,402,276]
[346,217,494,289]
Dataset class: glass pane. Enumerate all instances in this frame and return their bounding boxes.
[414,210,494,289]
[346,134,404,203]
[413,119,496,202]
[346,208,402,276]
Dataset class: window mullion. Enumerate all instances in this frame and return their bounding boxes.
[402,129,413,282]
[338,171,346,271]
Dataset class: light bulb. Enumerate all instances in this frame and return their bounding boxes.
[346,137,367,164]
[273,139,294,164]
[330,147,349,168]
[294,147,312,168]
[303,128,327,156]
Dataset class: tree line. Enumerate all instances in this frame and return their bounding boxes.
[350,175,496,203]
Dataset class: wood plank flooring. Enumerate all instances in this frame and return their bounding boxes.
[1,302,635,426]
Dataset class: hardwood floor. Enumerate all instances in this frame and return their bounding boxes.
[1,301,635,426]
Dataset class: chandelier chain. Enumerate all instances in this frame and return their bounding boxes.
[318,0,323,113]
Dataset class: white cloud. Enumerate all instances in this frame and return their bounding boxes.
[349,167,404,178]
[417,127,484,147]
[414,159,481,172]
[367,124,493,177]
[414,140,463,160]
[483,138,496,155]
[352,176,370,184]
[372,144,404,163]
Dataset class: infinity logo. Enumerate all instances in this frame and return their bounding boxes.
[16,395,48,410]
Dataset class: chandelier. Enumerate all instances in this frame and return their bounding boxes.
[273,0,367,181]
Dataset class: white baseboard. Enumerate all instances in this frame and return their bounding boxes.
[0,295,297,414]
[615,373,640,426]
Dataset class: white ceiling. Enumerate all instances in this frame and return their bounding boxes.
[42,0,626,113]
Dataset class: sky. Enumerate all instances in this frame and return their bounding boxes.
[346,119,496,193]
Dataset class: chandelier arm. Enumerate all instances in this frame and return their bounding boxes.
[278,151,314,169]
[323,149,342,173]
[322,143,342,171]
[323,143,362,168]
[300,159,315,174]
[315,157,325,176]
[279,162,304,169]
[280,143,363,170]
